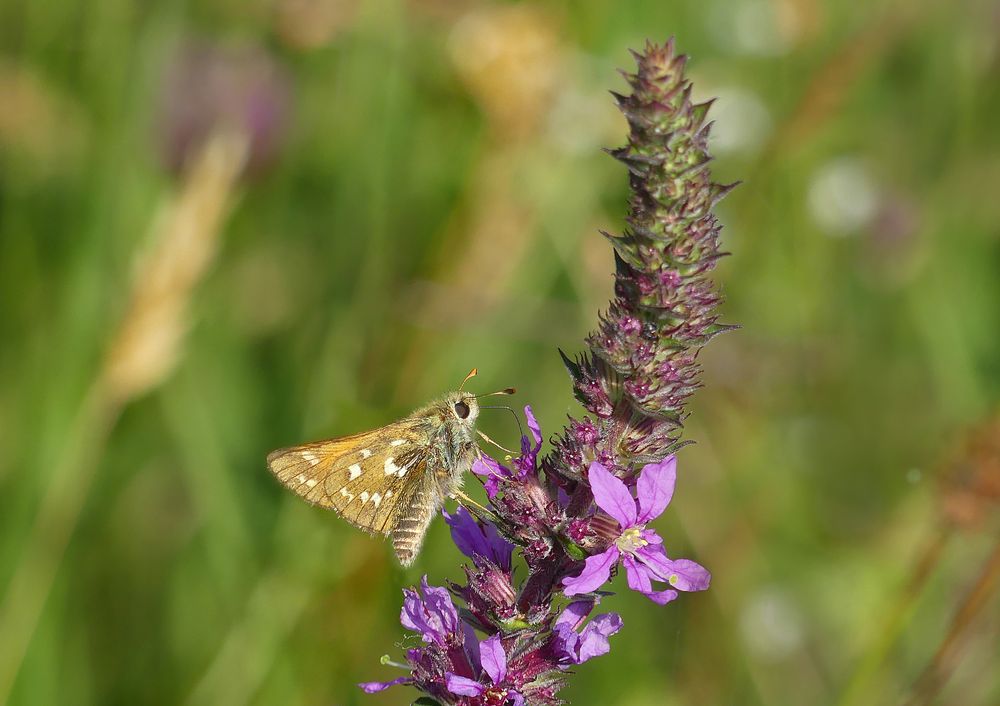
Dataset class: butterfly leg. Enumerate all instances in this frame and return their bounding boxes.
[476,429,516,455]
[449,488,501,526]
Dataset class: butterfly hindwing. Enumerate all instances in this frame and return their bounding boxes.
[266,417,434,537]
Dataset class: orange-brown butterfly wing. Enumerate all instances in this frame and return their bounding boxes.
[267,418,432,537]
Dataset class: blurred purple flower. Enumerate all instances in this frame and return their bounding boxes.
[156,39,292,176]
[562,458,711,604]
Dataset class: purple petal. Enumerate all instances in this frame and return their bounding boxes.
[473,456,508,499]
[399,588,425,634]
[623,554,652,593]
[642,588,679,605]
[524,405,542,449]
[399,577,459,644]
[445,673,485,697]
[514,410,541,478]
[463,621,481,670]
[577,612,623,663]
[640,528,663,544]
[634,544,674,580]
[443,506,514,570]
[481,520,515,570]
[587,463,637,528]
[562,546,619,595]
[479,634,507,685]
[420,576,459,631]
[554,600,595,632]
[483,475,500,499]
[636,546,711,591]
[623,554,679,604]
[636,455,676,523]
[472,456,503,478]
[444,506,485,559]
[552,623,581,662]
[664,558,712,592]
[509,690,526,706]
[358,676,412,693]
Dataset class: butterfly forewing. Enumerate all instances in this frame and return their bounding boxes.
[267,418,432,537]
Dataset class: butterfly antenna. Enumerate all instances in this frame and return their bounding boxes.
[459,368,478,391]
[475,387,516,398]
[480,404,525,439]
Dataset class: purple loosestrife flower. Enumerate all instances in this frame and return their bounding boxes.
[473,406,543,499]
[361,40,734,705]
[445,635,526,706]
[401,577,463,645]
[551,600,623,665]
[562,458,710,604]
[445,507,520,625]
[445,506,515,571]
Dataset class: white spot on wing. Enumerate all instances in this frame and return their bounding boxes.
[359,491,370,504]
[372,493,382,508]
[390,439,407,447]
[385,490,393,498]
[301,451,320,466]
[296,474,307,484]
[384,457,400,476]
[360,449,372,459]
[348,464,362,480]
[305,478,317,488]
[339,487,355,502]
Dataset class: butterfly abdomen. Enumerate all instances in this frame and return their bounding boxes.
[391,478,442,567]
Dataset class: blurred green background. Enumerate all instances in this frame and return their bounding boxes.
[1,0,999,704]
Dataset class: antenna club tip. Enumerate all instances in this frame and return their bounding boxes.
[504,387,516,395]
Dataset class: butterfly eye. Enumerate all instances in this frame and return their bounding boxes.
[453,401,470,419]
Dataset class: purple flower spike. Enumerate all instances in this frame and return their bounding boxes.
[361,43,726,706]
[444,506,514,570]
[400,576,461,646]
[563,459,711,603]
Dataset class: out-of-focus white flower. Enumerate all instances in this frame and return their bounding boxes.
[708,0,800,57]
[808,157,880,236]
[706,86,772,155]
[740,587,806,661]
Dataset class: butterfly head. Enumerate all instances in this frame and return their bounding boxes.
[441,391,480,426]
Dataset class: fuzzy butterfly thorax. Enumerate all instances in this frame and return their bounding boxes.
[267,390,482,566]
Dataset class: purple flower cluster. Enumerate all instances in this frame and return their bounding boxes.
[361,39,732,705]
[362,414,707,704]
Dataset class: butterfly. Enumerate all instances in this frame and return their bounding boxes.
[267,370,514,566]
